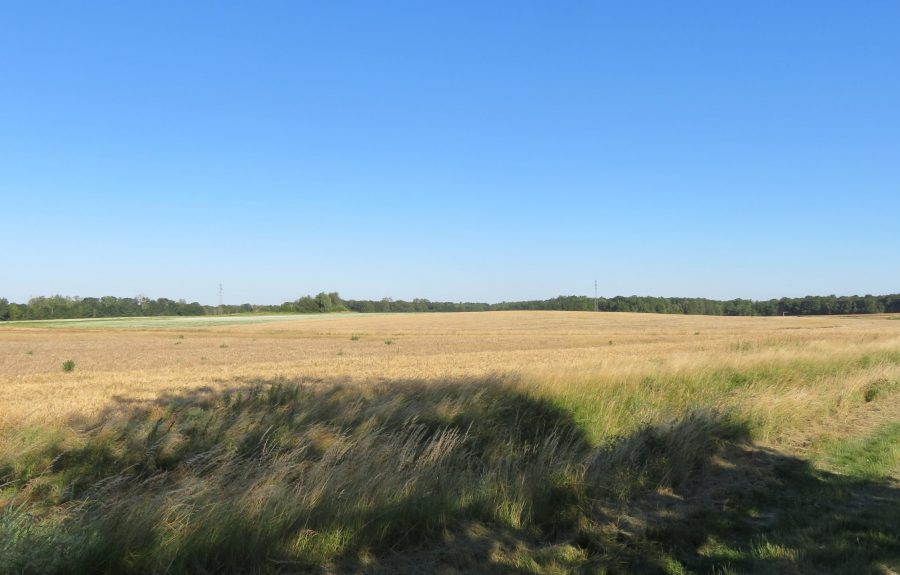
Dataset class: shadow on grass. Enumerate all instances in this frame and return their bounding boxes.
[641,444,900,575]
[0,376,897,574]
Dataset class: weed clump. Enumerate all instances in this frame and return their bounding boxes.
[62,360,75,373]
[862,377,896,402]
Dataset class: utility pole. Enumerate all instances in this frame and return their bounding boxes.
[594,279,599,312]
[219,284,224,314]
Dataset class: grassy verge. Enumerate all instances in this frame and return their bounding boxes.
[1,355,898,573]
[531,350,900,444]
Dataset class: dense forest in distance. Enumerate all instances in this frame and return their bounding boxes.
[1,292,899,321]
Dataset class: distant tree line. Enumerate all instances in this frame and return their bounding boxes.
[484,294,900,316]
[0,293,352,321]
[0,295,211,321]
[1,292,899,321]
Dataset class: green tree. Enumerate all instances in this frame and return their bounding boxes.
[315,292,334,312]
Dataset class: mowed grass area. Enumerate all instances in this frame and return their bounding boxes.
[0,313,361,330]
[1,312,899,573]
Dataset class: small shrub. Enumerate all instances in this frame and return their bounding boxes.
[350,335,360,341]
[384,339,393,345]
[220,344,228,349]
[62,360,75,373]
[26,350,33,355]
[694,332,700,336]
[609,340,614,346]
[863,378,890,403]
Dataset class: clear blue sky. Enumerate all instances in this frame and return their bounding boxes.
[2,1,898,305]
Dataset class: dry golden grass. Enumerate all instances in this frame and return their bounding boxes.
[2,311,898,439]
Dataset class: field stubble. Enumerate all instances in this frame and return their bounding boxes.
[2,311,898,431]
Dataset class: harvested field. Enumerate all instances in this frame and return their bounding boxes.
[2,311,897,427]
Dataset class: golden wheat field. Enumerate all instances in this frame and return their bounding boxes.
[2,311,899,438]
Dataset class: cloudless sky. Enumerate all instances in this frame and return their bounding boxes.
[2,1,898,304]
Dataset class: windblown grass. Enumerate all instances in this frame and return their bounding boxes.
[0,377,744,572]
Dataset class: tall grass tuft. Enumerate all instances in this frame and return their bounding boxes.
[0,376,751,573]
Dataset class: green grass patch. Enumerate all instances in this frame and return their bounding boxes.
[826,421,900,480]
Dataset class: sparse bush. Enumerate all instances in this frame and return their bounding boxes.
[62,360,75,372]
[865,386,879,403]
[350,334,360,341]
[862,377,895,402]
